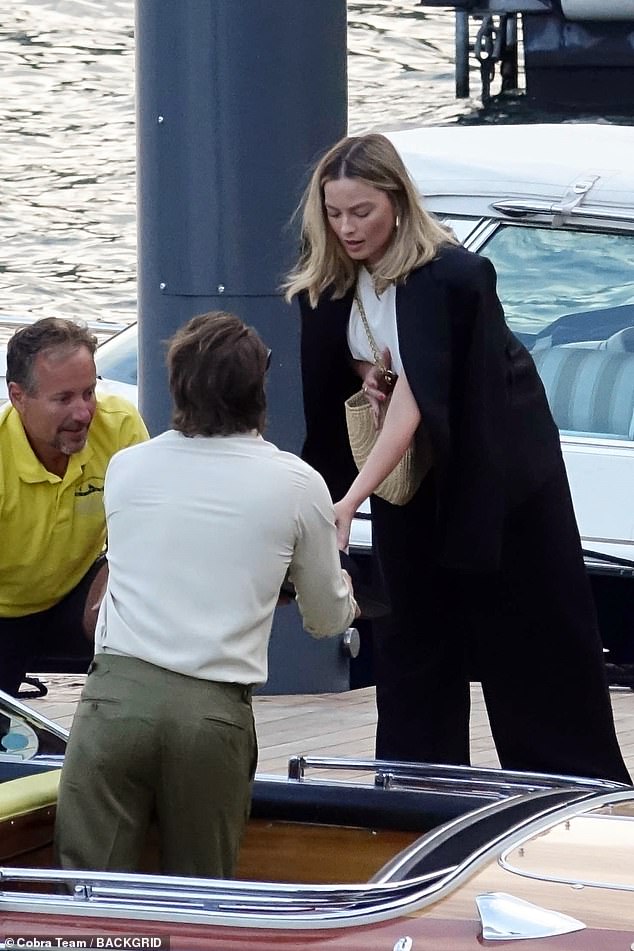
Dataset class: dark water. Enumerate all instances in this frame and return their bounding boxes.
[1,1,631,335]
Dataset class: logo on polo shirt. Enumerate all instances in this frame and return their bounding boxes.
[75,477,105,516]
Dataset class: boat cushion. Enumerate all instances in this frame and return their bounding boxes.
[250,777,493,833]
[0,769,61,821]
[532,346,634,440]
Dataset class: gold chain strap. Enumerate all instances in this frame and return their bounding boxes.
[354,288,396,388]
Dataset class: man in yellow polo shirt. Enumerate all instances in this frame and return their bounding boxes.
[0,317,148,697]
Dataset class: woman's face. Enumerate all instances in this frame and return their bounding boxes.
[323,177,396,267]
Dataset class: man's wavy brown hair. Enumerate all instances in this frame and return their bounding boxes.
[168,311,268,437]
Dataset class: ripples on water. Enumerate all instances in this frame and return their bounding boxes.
[0,1,630,332]
[2,1,136,327]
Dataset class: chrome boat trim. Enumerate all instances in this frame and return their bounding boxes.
[0,688,69,742]
[491,199,634,225]
[476,892,585,941]
[2,789,630,930]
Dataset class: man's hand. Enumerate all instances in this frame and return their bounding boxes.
[277,572,296,606]
[341,568,361,619]
[82,562,108,642]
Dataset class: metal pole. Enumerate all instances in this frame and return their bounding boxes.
[135,0,347,446]
[501,13,519,92]
[134,0,351,693]
[455,11,470,98]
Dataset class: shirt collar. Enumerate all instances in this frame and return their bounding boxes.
[5,406,94,485]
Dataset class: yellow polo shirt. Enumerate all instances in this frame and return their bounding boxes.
[0,393,148,617]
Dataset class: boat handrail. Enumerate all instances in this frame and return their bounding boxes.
[286,755,623,794]
[0,862,453,921]
[491,199,634,224]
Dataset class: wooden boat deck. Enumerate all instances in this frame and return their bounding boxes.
[27,676,634,778]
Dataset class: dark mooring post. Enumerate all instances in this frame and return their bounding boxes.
[135,0,350,693]
[135,0,347,441]
[455,11,470,98]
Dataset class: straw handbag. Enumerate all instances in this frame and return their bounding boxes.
[344,291,431,506]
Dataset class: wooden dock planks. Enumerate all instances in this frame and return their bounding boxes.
[25,675,634,779]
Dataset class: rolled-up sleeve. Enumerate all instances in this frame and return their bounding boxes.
[290,470,357,637]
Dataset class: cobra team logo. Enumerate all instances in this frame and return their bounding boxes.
[75,477,105,515]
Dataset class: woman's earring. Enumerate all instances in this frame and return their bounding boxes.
[394,215,400,230]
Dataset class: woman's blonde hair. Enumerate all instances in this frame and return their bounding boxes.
[284,132,457,307]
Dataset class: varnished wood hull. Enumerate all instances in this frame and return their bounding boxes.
[1,691,633,948]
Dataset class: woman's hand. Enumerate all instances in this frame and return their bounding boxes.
[333,498,357,552]
[356,349,394,428]
[338,370,422,519]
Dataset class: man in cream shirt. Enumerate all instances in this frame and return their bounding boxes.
[56,310,357,881]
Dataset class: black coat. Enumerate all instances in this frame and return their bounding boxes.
[299,245,562,573]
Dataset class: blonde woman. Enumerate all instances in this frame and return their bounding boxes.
[285,133,629,784]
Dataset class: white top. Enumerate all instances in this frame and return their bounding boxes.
[347,267,404,376]
[95,431,356,686]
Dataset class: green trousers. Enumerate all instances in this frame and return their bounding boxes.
[55,653,257,878]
